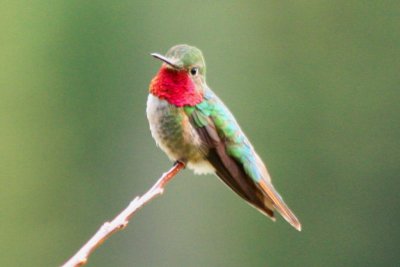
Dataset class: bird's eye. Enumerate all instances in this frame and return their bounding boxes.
[190,67,199,76]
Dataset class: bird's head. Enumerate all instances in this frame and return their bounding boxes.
[150,44,207,107]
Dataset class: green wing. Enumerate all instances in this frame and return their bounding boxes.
[184,94,275,218]
[184,89,301,230]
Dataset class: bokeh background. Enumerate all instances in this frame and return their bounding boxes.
[1,1,399,266]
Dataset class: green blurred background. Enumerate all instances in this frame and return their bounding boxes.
[1,1,399,266]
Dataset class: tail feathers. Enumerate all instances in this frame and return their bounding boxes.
[258,180,302,231]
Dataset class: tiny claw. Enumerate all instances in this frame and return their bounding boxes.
[174,160,186,168]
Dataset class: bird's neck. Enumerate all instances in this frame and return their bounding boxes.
[149,66,203,107]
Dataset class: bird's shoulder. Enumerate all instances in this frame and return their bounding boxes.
[184,88,267,182]
[184,87,250,152]
[184,88,238,133]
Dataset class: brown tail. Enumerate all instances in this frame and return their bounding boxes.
[258,179,302,231]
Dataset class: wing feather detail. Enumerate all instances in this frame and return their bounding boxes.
[185,93,301,231]
[187,107,275,218]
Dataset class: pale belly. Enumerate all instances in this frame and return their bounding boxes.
[146,94,215,174]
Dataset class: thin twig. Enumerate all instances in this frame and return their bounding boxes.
[61,161,185,267]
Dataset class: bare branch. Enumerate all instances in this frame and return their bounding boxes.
[61,161,185,267]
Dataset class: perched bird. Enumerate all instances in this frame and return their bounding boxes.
[147,44,301,231]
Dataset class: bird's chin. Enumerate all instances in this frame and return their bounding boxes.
[187,160,215,175]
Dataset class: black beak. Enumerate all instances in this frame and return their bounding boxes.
[151,53,181,69]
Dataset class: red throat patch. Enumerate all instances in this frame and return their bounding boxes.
[149,66,203,107]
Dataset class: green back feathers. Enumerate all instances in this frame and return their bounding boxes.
[184,89,264,183]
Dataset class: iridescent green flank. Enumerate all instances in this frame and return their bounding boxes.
[184,88,263,182]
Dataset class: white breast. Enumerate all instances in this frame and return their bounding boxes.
[146,94,215,175]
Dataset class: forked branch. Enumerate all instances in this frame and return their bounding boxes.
[61,161,185,267]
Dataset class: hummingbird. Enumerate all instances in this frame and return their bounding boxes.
[147,44,301,231]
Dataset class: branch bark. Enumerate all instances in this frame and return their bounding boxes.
[61,161,185,267]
